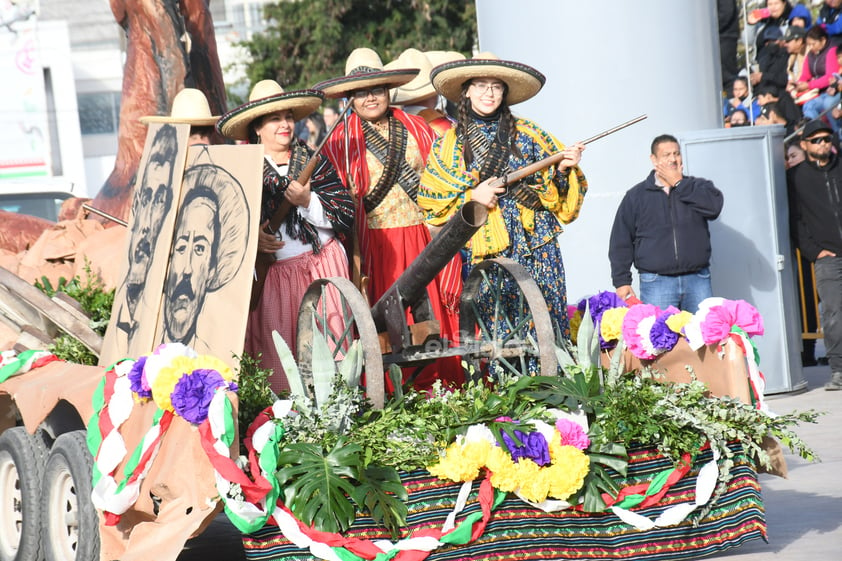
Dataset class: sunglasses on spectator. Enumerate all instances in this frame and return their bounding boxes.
[807,135,833,145]
[352,87,387,100]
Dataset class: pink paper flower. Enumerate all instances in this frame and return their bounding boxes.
[555,418,591,450]
[622,303,661,359]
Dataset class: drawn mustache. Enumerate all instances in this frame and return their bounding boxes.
[170,276,195,303]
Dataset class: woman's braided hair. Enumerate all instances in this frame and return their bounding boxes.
[456,80,522,168]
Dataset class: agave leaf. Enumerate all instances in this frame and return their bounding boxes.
[276,439,362,533]
[311,316,337,408]
[272,330,307,398]
[577,302,596,370]
[555,342,577,375]
[388,364,403,400]
[337,340,363,389]
[350,465,408,539]
[606,337,626,387]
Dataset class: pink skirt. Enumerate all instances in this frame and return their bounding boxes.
[244,238,349,393]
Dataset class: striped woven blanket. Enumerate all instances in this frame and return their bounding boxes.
[243,442,765,560]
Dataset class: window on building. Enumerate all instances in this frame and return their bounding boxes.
[77,92,121,135]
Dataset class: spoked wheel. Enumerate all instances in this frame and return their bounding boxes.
[41,431,99,561]
[0,427,45,561]
[460,258,558,379]
[296,277,385,408]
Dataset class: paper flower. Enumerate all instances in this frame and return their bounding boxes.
[502,429,551,467]
[650,307,680,352]
[128,356,151,399]
[151,355,196,413]
[569,309,582,344]
[623,304,661,359]
[600,307,628,346]
[578,291,626,324]
[555,418,591,450]
[666,311,693,334]
[170,368,231,424]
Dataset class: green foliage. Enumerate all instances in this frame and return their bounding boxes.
[34,264,115,365]
[234,352,277,447]
[351,465,408,539]
[276,439,363,533]
[237,0,477,94]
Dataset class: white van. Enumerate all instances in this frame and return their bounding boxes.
[0,180,77,222]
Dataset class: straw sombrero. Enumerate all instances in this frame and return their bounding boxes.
[385,48,436,105]
[431,52,545,105]
[216,80,324,141]
[313,47,419,99]
[140,88,220,126]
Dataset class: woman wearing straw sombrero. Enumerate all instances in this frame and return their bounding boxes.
[316,47,464,389]
[419,53,588,353]
[217,80,355,392]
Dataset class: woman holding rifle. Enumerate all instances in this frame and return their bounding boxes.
[217,80,354,392]
[419,53,587,346]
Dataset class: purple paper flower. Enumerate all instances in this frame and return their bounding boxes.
[650,308,680,352]
[170,368,227,424]
[128,356,151,398]
[555,418,591,450]
[578,291,626,349]
[501,429,551,466]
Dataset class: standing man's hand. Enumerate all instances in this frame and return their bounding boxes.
[616,285,636,302]
[655,161,683,187]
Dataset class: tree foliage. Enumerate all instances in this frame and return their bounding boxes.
[239,0,477,93]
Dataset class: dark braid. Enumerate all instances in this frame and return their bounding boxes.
[456,80,522,168]
[456,86,474,167]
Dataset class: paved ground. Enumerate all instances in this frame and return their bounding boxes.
[177,364,842,561]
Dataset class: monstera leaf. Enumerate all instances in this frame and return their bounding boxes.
[351,465,408,539]
[276,438,362,533]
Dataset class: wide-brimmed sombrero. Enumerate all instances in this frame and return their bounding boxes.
[384,48,436,105]
[431,52,546,105]
[216,80,324,141]
[140,88,220,126]
[313,47,419,99]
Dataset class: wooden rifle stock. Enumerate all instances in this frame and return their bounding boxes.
[488,114,647,189]
[249,103,353,310]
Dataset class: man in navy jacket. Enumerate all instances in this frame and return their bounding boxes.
[609,134,724,312]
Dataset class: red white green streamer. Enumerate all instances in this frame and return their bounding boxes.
[0,349,59,383]
[88,359,173,526]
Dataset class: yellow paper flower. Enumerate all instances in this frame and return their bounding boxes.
[666,311,694,334]
[194,355,237,382]
[546,446,590,500]
[600,307,628,343]
[151,355,194,412]
[569,311,582,344]
[513,459,550,503]
[428,440,490,482]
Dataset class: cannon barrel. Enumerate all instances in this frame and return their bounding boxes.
[370,200,488,331]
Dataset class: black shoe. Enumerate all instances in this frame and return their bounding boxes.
[817,357,830,366]
[802,356,818,367]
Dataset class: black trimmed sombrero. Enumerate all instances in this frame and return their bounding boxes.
[140,88,220,126]
[217,80,324,141]
[431,52,546,105]
[313,47,419,99]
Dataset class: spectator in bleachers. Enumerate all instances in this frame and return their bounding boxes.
[751,25,790,90]
[797,26,840,125]
[788,3,812,29]
[786,25,808,95]
[747,1,793,54]
[725,77,760,121]
[727,106,750,127]
[756,83,803,130]
[817,0,842,47]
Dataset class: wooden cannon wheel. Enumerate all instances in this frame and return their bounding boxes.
[0,266,102,356]
[296,277,385,408]
[459,257,558,379]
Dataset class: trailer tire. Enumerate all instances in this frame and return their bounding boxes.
[41,431,99,561]
[0,427,44,561]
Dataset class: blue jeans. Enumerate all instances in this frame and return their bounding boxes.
[815,256,842,373]
[803,93,841,132]
[639,267,712,313]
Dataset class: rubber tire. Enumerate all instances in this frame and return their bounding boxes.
[0,427,45,561]
[40,431,99,561]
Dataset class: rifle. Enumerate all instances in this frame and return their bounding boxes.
[488,114,648,190]
[249,102,353,310]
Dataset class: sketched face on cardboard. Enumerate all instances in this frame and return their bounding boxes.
[127,125,178,297]
[164,188,218,343]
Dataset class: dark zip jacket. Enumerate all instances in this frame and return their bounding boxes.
[609,170,724,287]
[787,153,842,261]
